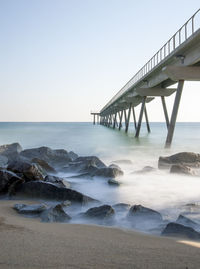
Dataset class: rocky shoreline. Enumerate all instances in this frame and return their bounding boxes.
[1,142,200,241]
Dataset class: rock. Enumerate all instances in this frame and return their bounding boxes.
[158,152,200,169]
[68,151,78,161]
[14,181,96,204]
[44,175,70,188]
[170,164,196,176]
[83,205,115,220]
[61,200,71,207]
[93,167,123,178]
[113,160,133,165]
[109,164,121,169]
[0,143,22,162]
[0,170,22,194]
[0,155,8,168]
[7,160,46,181]
[127,205,162,222]
[134,166,156,174]
[113,203,131,211]
[14,203,47,214]
[32,158,56,173]
[161,222,200,240]
[176,214,199,229]
[108,178,121,186]
[40,204,71,222]
[20,146,72,168]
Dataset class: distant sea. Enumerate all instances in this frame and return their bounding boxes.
[1,122,200,232]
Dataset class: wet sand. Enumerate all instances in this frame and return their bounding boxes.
[0,200,200,269]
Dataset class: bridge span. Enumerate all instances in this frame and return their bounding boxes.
[92,9,200,147]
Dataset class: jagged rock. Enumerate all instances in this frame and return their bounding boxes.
[161,222,200,240]
[170,164,196,176]
[127,205,162,222]
[113,203,131,211]
[158,152,200,169]
[68,151,78,161]
[0,170,22,194]
[113,160,133,165]
[93,167,123,178]
[0,143,22,162]
[83,205,115,220]
[7,160,46,181]
[0,155,8,168]
[61,200,71,207]
[32,158,56,173]
[176,214,199,229]
[108,178,121,186]
[134,166,156,174]
[40,204,71,222]
[14,181,96,204]
[20,146,72,168]
[44,175,70,188]
[14,203,47,214]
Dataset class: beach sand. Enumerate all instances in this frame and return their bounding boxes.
[0,200,200,269]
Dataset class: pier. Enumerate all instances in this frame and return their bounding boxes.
[92,9,200,147]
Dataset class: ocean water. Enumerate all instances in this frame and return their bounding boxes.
[1,122,200,232]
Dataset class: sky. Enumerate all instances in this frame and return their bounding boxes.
[0,0,200,122]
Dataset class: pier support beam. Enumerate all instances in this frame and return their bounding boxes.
[132,106,137,130]
[135,97,146,138]
[119,110,123,130]
[144,106,150,133]
[113,113,117,129]
[165,80,184,148]
[161,96,169,129]
[125,103,132,133]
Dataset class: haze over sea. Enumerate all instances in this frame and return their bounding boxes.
[1,121,200,232]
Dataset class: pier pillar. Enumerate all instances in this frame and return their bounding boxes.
[113,113,117,129]
[93,114,95,125]
[119,110,123,130]
[125,103,132,133]
[165,80,184,148]
[144,106,150,133]
[132,106,137,130]
[161,96,169,129]
[135,96,146,137]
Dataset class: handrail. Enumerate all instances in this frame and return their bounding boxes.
[100,9,200,113]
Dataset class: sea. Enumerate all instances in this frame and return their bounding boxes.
[1,121,200,233]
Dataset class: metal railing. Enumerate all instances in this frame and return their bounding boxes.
[101,9,200,113]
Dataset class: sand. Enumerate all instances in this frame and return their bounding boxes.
[0,200,200,269]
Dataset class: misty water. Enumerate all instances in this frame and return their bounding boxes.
[1,122,200,234]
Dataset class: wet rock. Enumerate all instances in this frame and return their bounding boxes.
[108,178,121,186]
[14,181,96,204]
[20,146,72,168]
[40,204,71,222]
[134,166,156,174]
[109,164,121,169]
[93,167,123,178]
[83,205,115,220]
[158,152,200,169]
[7,160,46,181]
[170,164,196,176]
[0,143,22,162]
[127,205,163,222]
[113,203,131,211]
[0,155,8,168]
[14,203,47,215]
[32,158,56,174]
[0,170,22,194]
[176,214,199,229]
[161,222,200,240]
[61,200,71,207]
[68,151,78,161]
[44,175,70,188]
[113,160,133,165]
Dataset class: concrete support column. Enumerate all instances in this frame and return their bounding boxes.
[135,96,147,138]
[161,96,169,129]
[119,110,123,130]
[125,103,132,133]
[144,106,150,133]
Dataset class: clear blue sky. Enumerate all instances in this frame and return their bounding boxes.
[0,0,200,121]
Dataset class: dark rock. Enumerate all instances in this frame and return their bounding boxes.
[176,214,199,229]
[127,205,162,222]
[108,178,121,186]
[44,175,70,188]
[158,152,200,169]
[14,203,47,214]
[0,143,22,162]
[7,160,46,181]
[113,160,133,165]
[40,204,71,222]
[61,200,71,207]
[20,146,72,168]
[14,181,96,204]
[93,167,123,178]
[170,164,196,176]
[68,151,78,161]
[161,222,200,240]
[32,158,56,174]
[0,170,22,194]
[83,205,115,220]
[113,203,131,211]
[0,155,8,168]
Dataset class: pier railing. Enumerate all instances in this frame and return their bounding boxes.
[101,9,200,112]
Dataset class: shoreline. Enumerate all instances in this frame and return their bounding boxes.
[0,199,200,269]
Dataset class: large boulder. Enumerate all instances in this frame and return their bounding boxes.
[108,178,121,186]
[13,203,47,215]
[127,205,163,223]
[94,167,123,178]
[0,170,22,194]
[0,143,22,162]
[40,204,71,222]
[32,158,56,174]
[176,214,199,229]
[20,146,72,168]
[7,160,46,181]
[83,205,115,220]
[158,152,200,169]
[0,155,8,168]
[14,181,96,204]
[68,151,78,161]
[161,222,200,240]
[170,164,196,176]
[44,175,70,188]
